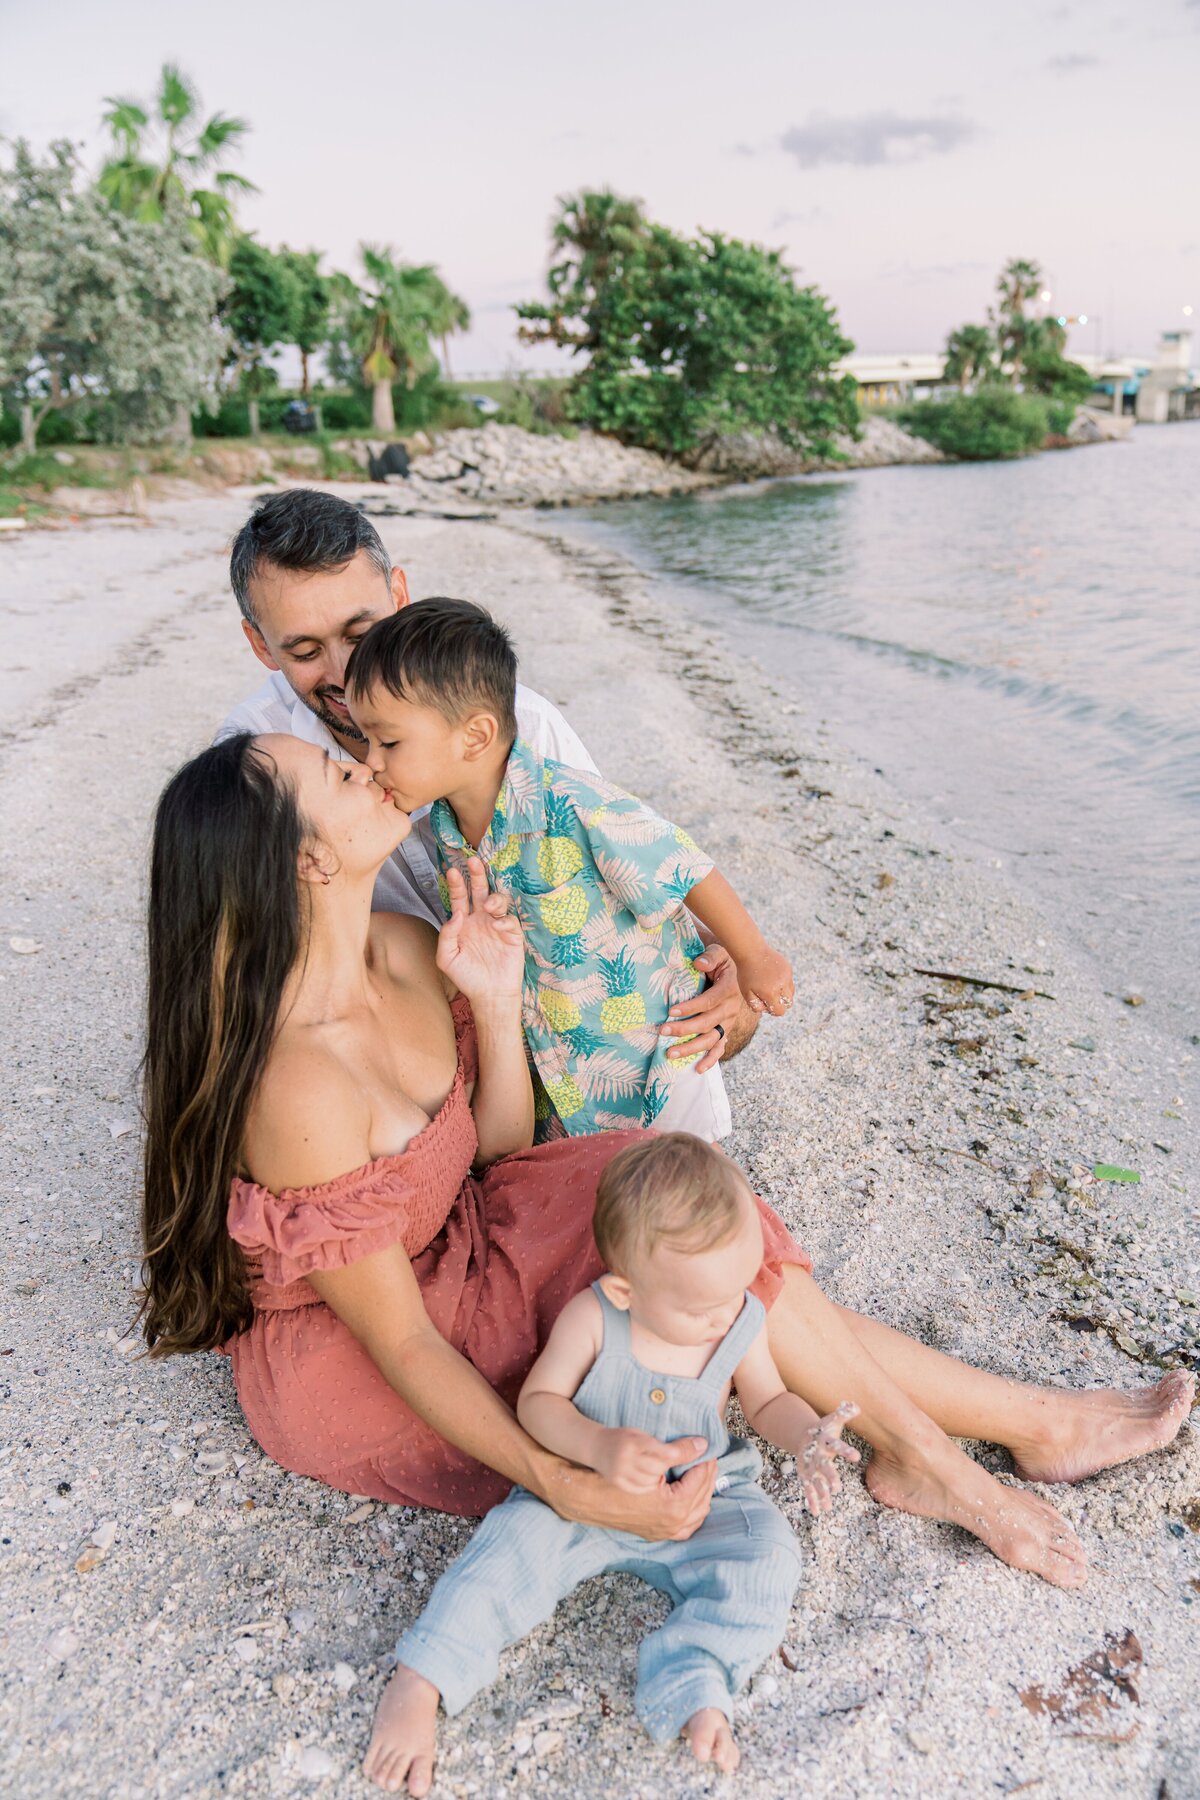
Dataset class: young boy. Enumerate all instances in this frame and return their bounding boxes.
[346,599,794,1142]
[363,1135,859,1794]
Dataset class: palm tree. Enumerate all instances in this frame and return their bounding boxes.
[943,323,995,390]
[519,189,650,353]
[99,63,255,266]
[354,248,470,433]
[990,257,1046,379]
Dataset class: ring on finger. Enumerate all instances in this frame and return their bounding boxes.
[714,1022,726,1041]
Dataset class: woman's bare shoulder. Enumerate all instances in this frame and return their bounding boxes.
[243,1039,373,1193]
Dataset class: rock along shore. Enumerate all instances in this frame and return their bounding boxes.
[341,416,943,517]
[0,490,1195,1799]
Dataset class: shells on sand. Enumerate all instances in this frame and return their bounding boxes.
[9,937,43,955]
[75,1520,117,1573]
[294,1745,338,1780]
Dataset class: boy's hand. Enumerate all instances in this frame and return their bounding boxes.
[593,1427,707,1494]
[737,945,795,1018]
[796,1401,860,1515]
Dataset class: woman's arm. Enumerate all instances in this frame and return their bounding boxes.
[517,1291,708,1493]
[436,859,534,1162]
[307,1246,717,1538]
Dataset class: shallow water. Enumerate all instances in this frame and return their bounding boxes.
[545,422,1200,1043]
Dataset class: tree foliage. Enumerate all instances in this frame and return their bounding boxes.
[221,238,331,395]
[99,62,254,266]
[942,323,995,390]
[901,386,1051,460]
[517,190,857,458]
[0,140,227,447]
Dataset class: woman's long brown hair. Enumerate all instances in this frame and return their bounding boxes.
[141,734,305,1354]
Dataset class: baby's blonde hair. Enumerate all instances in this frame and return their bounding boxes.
[593,1134,751,1275]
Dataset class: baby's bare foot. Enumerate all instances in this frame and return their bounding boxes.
[363,1665,440,1795]
[683,1706,740,1773]
[866,1446,1088,1588]
[1010,1372,1195,1485]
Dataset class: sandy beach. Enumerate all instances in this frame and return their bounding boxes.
[1,487,1197,1800]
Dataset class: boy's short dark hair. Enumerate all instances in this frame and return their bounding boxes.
[229,489,391,629]
[345,599,518,740]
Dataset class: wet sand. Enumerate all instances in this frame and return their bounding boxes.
[1,488,1196,1799]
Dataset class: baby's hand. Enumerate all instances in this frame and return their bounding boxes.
[796,1402,860,1515]
[593,1427,705,1494]
[737,944,794,1019]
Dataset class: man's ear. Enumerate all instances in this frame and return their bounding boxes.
[598,1273,633,1312]
[242,618,281,673]
[390,566,411,611]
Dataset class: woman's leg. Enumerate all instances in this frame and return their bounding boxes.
[831,1305,1195,1484]
[764,1267,1090,1587]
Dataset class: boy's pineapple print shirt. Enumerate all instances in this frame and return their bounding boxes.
[430,739,714,1138]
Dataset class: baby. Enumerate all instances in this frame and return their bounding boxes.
[363,1134,858,1794]
[346,598,794,1144]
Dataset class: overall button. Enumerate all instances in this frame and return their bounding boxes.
[649,1388,666,1405]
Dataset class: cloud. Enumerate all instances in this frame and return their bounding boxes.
[875,258,989,286]
[779,110,977,170]
[770,205,830,230]
[1046,51,1101,71]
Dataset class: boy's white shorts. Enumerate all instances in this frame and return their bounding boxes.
[653,1061,731,1143]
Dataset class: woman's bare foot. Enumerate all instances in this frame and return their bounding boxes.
[363,1665,440,1795]
[683,1707,740,1773]
[866,1443,1088,1587]
[1009,1372,1195,1485]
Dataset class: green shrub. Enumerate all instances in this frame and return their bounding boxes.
[1044,398,1077,437]
[900,386,1049,460]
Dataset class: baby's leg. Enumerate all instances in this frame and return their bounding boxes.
[629,1490,801,1769]
[365,1492,611,1793]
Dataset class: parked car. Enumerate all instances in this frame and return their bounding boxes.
[463,392,501,418]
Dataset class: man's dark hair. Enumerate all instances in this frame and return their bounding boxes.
[229,489,392,628]
[346,599,518,741]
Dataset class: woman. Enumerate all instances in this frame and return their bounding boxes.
[142,733,1191,1792]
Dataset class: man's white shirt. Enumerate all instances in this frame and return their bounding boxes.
[216,669,729,1140]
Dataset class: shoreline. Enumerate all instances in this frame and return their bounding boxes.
[0,490,1196,1798]
[12,407,1127,528]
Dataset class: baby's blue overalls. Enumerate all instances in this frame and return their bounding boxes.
[395,1286,803,1743]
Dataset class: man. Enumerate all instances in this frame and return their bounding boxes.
[217,488,756,1080]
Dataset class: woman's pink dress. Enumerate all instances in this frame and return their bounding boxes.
[227,997,811,1517]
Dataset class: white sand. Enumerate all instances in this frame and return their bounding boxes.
[1,488,1196,1800]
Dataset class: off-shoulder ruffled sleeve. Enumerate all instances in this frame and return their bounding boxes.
[228,1158,417,1288]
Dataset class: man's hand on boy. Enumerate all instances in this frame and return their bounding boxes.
[796,1402,860,1515]
[737,945,795,1019]
[593,1426,708,1494]
[660,947,747,1070]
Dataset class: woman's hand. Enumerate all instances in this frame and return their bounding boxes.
[545,1446,716,1540]
[436,857,525,1004]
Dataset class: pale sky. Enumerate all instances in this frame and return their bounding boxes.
[4,0,1198,372]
